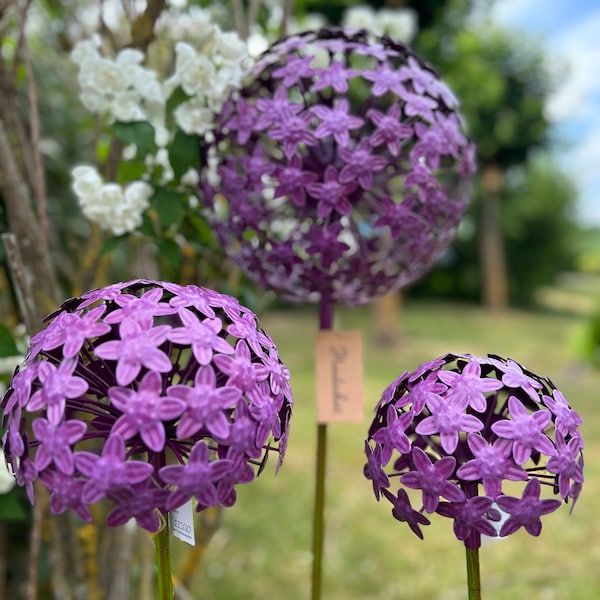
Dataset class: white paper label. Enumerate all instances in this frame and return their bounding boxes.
[170,500,195,546]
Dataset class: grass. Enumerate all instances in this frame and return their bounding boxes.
[177,295,600,600]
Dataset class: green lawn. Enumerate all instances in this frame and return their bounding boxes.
[180,297,600,600]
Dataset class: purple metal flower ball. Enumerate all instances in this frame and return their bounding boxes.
[364,353,583,549]
[201,28,476,305]
[1,280,293,532]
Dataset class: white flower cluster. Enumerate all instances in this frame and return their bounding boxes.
[70,8,250,135]
[70,5,251,235]
[342,5,418,43]
[0,354,24,401]
[0,460,15,495]
[72,166,153,236]
[72,38,165,123]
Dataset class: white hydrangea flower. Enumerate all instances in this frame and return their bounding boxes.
[247,29,269,57]
[205,146,221,188]
[0,355,24,374]
[342,5,382,35]
[99,0,136,45]
[68,6,253,236]
[153,148,175,184]
[94,57,128,95]
[71,35,101,67]
[342,6,418,43]
[378,8,418,43]
[180,51,216,97]
[180,168,200,187]
[87,182,123,218]
[122,144,138,161]
[206,63,247,111]
[111,90,147,121]
[154,123,170,147]
[174,99,214,135]
[132,69,164,105]
[162,41,196,97]
[72,166,152,236]
[72,41,166,123]
[155,6,215,46]
[115,47,145,70]
[0,460,16,495]
[289,13,327,34]
[215,27,251,65]
[124,180,153,211]
[72,165,103,198]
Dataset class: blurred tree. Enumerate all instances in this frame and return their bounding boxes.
[292,0,579,308]
[405,5,580,307]
[503,157,579,304]
[418,155,579,305]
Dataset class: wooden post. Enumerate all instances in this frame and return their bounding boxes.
[480,164,508,311]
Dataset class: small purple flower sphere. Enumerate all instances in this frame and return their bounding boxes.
[1,280,293,532]
[364,353,583,549]
[201,28,475,305]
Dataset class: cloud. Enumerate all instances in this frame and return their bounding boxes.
[487,0,600,223]
[489,0,543,26]
[486,1,600,123]
[545,11,600,123]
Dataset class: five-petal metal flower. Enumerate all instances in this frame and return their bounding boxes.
[365,353,584,549]
[201,27,475,306]
[1,280,293,532]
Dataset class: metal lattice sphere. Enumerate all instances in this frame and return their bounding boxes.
[1,280,293,532]
[201,28,476,305]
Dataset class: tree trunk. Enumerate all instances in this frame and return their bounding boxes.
[479,164,508,311]
[0,120,60,322]
[373,291,402,347]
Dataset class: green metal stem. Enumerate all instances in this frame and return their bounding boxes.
[153,513,174,600]
[465,546,481,600]
[311,297,334,600]
[311,422,328,600]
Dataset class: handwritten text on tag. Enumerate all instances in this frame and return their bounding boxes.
[316,330,364,424]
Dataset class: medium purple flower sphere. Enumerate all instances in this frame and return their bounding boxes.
[201,27,475,305]
[1,280,293,532]
[364,353,583,549]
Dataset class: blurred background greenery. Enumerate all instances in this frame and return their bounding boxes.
[1,0,600,598]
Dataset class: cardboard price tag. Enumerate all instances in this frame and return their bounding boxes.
[316,330,364,424]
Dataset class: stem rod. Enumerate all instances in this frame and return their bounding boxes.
[311,423,327,600]
[311,297,334,600]
[465,546,481,600]
[153,514,174,600]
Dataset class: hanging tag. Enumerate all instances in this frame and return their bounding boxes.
[170,499,195,546]
[316,330,364,424]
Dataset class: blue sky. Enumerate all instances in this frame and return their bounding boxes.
[485,0,600,225]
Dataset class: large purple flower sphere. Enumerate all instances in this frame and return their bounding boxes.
[1,280,293,532]
[201,28,475,305]
[364,353,583,549]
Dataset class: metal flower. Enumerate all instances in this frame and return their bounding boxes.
[1,280,293,532]
[364,353,583,548]
[201,27,475,305]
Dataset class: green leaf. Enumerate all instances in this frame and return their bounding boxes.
[100,235,128,256]
[117,159,148,183]
[0,492,28,521]
[113,121,156,158]
[156,238,181,271]
[151,189,185,229]
[0,324,19,357]
[168,129,202,181]
[188,214,216,246]
[165,86,193,117]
